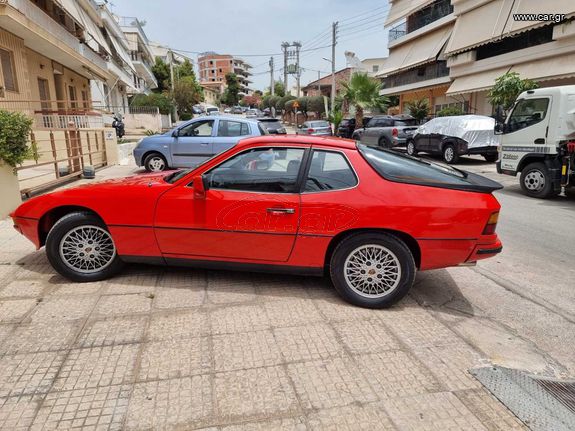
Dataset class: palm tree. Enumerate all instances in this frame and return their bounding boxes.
[340,73,388,129]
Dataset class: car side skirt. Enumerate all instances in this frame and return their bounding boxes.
[119,255,324,276]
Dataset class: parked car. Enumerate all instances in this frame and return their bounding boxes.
[192,105,204,115]
[296,120,332,136]
[224,108,232,114]
[353,115,418,148]
[231,106,243,114]
[11,136,503,308]
[258,117,286,134]
[337,117,372,139]
[133,116,267,172]
[246,108,263,118]
[206,107,219,116]
[407,115,500,163]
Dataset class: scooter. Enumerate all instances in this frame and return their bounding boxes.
[112,115,125,138]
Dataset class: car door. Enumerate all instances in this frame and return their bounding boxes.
[171,119,215,168]
[212,119,252,156]
[154,146,308,262]
[361,118,378,145]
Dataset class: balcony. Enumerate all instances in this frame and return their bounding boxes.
[0,0,109,76]
[388,0,453,42]
[130,51,157,88]
[383,61,449,89]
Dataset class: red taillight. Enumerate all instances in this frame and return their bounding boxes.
[392,127,398,137]
[307,128,315,134]
[482,212,499,235]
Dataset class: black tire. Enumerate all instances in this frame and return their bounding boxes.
[520,162,557,199]
[406,140,417,156]
[329,233,416,309]
[46,212,124,282]
[483,154,498,163]
[442,144,459,164]
[143,152,168,172]
[378,137,392,148]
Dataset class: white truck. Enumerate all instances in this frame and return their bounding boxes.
[496,85,575,198]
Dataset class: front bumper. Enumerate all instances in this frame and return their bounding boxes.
[12,216,41,249]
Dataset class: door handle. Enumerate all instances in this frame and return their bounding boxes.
[200,142,210,146]
[267,207,295,215]
[534,138,545,144]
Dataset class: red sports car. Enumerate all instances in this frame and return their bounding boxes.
[11,136,503,308]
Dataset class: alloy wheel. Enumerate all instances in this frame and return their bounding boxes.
[148,156,166,171]
[444,146,454,163]
[59,225,116,274]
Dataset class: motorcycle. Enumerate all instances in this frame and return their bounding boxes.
[112,115,125,138]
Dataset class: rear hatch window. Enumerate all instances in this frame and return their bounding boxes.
[357,144,502,193]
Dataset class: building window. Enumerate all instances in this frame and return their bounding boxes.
[0,48,18,92]
[69,85,77,108]
[475,25,554,61]
[372,65,379,73]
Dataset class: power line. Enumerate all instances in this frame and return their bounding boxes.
[339,10,389,30]
[338,4,390,23]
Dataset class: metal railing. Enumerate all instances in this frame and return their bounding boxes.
[383,61,449,89]
[94,105,160,116]
[388,0,453,41]
[389,22,407,42]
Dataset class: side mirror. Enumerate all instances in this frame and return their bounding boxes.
[172,129,179,138]
[193,175,206,199]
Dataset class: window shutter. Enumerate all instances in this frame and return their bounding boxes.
[0,49,17,92]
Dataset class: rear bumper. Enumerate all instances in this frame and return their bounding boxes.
[466,236,502,262]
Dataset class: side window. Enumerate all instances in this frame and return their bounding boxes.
[507,98,550,133]
[258,123,268,135]
[0,48,17,92]
[241,122,251,136]
[206,147,305,193]
[218,120,245,137]
[179,120,214,137]
[304,151,358,192]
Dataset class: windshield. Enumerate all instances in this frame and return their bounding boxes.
[311,121,329,127]
[394,119,417,126]
[164,169,192,184]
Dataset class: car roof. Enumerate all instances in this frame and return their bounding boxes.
[236,135,357,150]
[190,115,259,125]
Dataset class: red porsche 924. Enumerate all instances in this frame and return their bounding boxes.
[11,136,503,308]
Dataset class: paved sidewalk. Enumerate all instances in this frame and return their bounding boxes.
[0,165,526,430]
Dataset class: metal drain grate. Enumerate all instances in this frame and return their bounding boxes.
[471,366,575,431]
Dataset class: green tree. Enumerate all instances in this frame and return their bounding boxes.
[174,59,195,79]
[405,98,430,123]
[268,95,280,112]
[328,109,344,132]
[173,76,203,118]
[276,95,295,113]
[341,72,388,129]
[222,73,240,106]
[437,106,464,117]
[0,110,33,167]
[296,97,309,116]
[131,93,173,115]
[488,71,539,111]
[265,81,286,97]
[151,58,170,93]
[308,96,326,118]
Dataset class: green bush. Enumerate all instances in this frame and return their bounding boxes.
[308,96,326,117]
[0,110,33,167]
[130,93,173,115]
[179,113,193,121]
[436,106,464,117]
[276,95,295,112]
[144,129,161,136]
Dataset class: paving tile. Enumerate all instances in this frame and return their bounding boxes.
[263,298,323,328]
[307,403,396,430]
[158,268,207,290]
[0,299,37,323]
[378,306,463,349]
[0,322,78,355]
[210,305,271,335]
[154,287,206,309]
[125,376,212,430]
[147,310,209,341]
[455,389,527,430]
[384,392,487,430]
[0,394,43,431]
[254,274,310,300]
[75,316,147,348]
[213,330,282,372]
[313,296,381,322]
[333,319,401,354]
[29,296,97,322]
[138,337,211,381]
[103,271,158,295]
[53,345,139,391]
[94,294,151,316]
[50,281,103,296]
[354,351,442,399]
[0,324,14,344]
[0,351,65,397]
[12,263,53,280]
[215,366,298,420]
[412,345,486,391]
[275,323,343,363]
[221,416,307,430]
[287,357,377,410]
[0,280,45,298]
[207,272,257,304]
[30,385,131,431]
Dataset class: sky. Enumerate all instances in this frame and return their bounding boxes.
[108,0,390,92]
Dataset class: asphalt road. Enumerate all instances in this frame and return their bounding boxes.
[410,153,575,376]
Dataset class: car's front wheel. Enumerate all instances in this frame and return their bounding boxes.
[329,233,415,308]
[406,140,417,156]
[520,162,557,199]
[46,212,124,282]
[442,144,459,164]
[144,152,168,172]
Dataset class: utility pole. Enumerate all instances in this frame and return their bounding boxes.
[269,56,274,96]
[317,71,321,93]
[294,42,301,97]
[281,42,289,95]
[330,21,338,114]
[168,49,178,122]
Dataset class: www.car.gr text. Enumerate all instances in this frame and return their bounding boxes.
[512,13,566,23]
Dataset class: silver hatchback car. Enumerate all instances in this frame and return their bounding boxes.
[133,116,266,172]
[296,120,332,136]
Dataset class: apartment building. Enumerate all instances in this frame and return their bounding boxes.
[150,43,194,69]
[119,16,157,94]
[378,0,456,114]
[444,0,575,115]
[198,52,253,96]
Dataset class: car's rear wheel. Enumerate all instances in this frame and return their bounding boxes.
[442,144,459,164]
[483,154,498,163]
[46,212,124,282]
[378,137,391,148]
[144,152,167,172]
[329,233,415,308]
[406,140,417,156]
[520,162,557,199]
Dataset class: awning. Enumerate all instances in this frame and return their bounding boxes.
[55,0,110,55]
[385,0,435,26]
[447,53,575,95]
[108,34,136,73]
[377,25,452,76]
[446,0,573,55]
